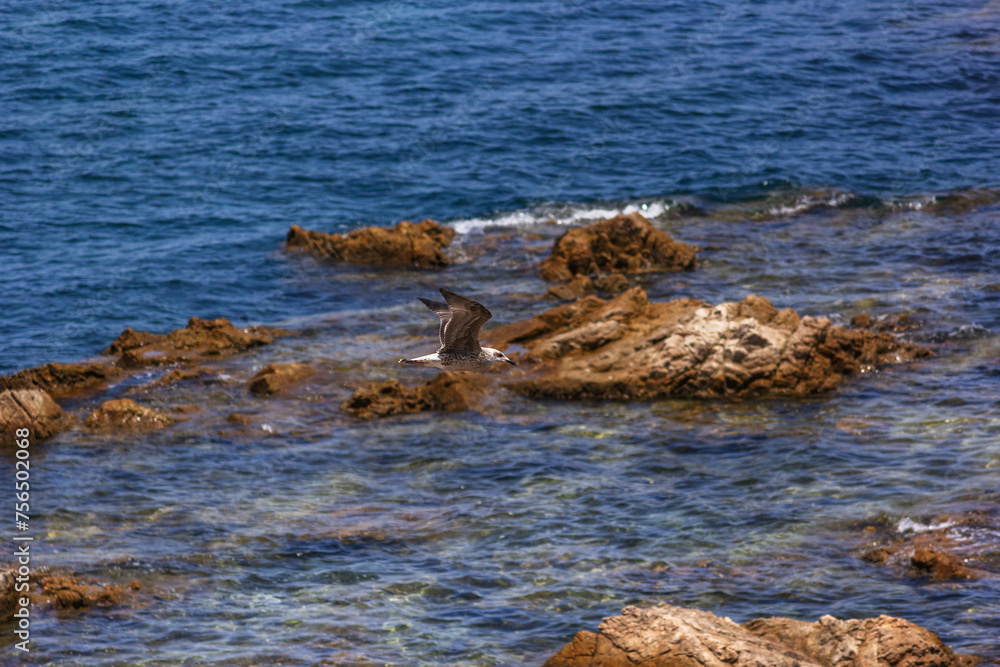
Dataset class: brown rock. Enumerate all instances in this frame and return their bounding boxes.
[544,605,974,667]
[226,412,254,425]
[0,569,19,622]
[538,213,696,282]
[544,605,815,667]
[0,389,74,443]
[851,312,920,333]
[104,317,283,369]
[1,568,140,619]
[911,548,971,581]
[546,275,594,300]
[286,219,455,268]
[342,372,488,419]
[745,614,973,667]
[0,361,122,398]
[84,398,174,432]
[860,514,989,581]
[852,313,876,329]
[38,574,132,611]
[496,289,931,401]
[593,273,630,295]
[248,362,315,396]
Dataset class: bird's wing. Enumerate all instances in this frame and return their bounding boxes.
[438,288,492,354]
[419,297,452,347]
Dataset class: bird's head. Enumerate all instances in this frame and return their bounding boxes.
[485,347,516,366]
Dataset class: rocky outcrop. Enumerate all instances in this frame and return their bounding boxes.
[538,213,696,282]
[104,317,283,369]
[84,398,174,432]
[286,219,455,268]
[490,288,931,401]
[342,372,488,419]
[0,361,122,398]
[248,362,315,396]
[0,389,74,443]
[36,574,141,612]
[861,512,995,581]
[1,568,141,620]
[543,605,975,667]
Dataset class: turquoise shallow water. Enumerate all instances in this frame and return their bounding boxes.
[2,0,1000,663]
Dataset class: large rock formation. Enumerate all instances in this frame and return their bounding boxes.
[286,219,455,268]
[84,398,174,432]
[539,213,697,282]
[489,288,930,400]
[104,317,283,369]
[543,605,975,667]
[0,389,74,443]
[0,361,122,398]
[342,372,488,419]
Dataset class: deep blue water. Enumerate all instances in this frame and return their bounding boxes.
[3,0,1000,372]
[2,1,1000,665]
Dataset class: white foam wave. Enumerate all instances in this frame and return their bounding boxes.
[897,517,957,534]
[449,199,673,234]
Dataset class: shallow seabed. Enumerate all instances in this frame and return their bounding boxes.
[6,194,1000,665]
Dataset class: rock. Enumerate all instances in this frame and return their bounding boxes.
[851,313,875,329]
[0,361,122,398]
[593,273,630,295]
[226,412,253,425]
[744,614,975,667]
[850,312,919,333]
[36,573,140,612]
[538,213,696,282]
[546,275,594,300]
[492,289,931,401]
[104,317,283,369]
[543,605,975,667]
[543,605,814,667]
[248,362,315,397]
[84,398,174,432]
[2,568,140,620]
[342,372,488,419]
[0,568,19,622]
[286,219,455,268]
[0,389,74,443]
[860,512,991,581]
[911,548,971,581]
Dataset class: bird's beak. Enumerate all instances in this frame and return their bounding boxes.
[505,358,517,366]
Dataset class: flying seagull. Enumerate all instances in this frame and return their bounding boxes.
[399,288,516,371]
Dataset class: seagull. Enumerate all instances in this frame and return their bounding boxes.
[399,288,516,371]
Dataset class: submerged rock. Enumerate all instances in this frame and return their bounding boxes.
[0,361,122,398]
[490,288,931,400]
[248,362,315,396]
[0,389,74,443]
[286,219,455,268]
[37,574,141,612]
[104,317,283,369]
[538,213,696,282]
[1,568,141,620]
[84,398,174,432]
[860,512,995,581]
[543,605,975,667]
[342,372,488,419]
